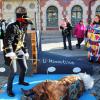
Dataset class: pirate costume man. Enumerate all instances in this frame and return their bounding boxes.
[3,8,33,97]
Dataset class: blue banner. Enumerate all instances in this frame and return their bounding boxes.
[37,51,93,74]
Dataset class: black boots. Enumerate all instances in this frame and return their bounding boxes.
[76,44,80,49]
[7,82,29,97]
[7,90,15,97]
[64,47,67,49]
[19,82,29,86]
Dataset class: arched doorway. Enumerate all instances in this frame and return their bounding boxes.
[96,5,100,15]
[71,5,83,27]
[46,6,58,28]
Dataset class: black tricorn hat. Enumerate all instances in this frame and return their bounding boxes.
[16,7,33,24]
[16,6,27,17]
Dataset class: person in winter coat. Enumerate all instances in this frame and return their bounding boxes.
[60,17,72,50]
[74,20,86,49]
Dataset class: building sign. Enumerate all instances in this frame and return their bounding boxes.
[42,58,74,65]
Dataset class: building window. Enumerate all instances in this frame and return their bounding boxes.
[46,6,58,27]
[6,4,12,10]
[71,5,83,27]
[29,3,35,9]
[96,5,100,15]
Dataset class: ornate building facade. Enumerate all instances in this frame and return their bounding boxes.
[1,0,40,29]
[0,0,100,31]
[40,0,100,30]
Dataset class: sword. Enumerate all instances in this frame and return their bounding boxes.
[10,57,40,73]
[16,57,40,61]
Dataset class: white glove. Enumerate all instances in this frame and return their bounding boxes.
[5,52,17,59]
[24,53,29,59]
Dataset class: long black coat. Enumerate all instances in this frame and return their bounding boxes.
[3,21,28,66]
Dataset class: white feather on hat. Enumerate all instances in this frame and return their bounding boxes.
[78,73,94,90]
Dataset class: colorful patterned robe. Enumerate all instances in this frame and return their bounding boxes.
[87,24,100,62]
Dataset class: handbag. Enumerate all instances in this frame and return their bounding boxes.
[62,28,69,36]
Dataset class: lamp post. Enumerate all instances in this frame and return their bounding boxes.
[88,0,97,24]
